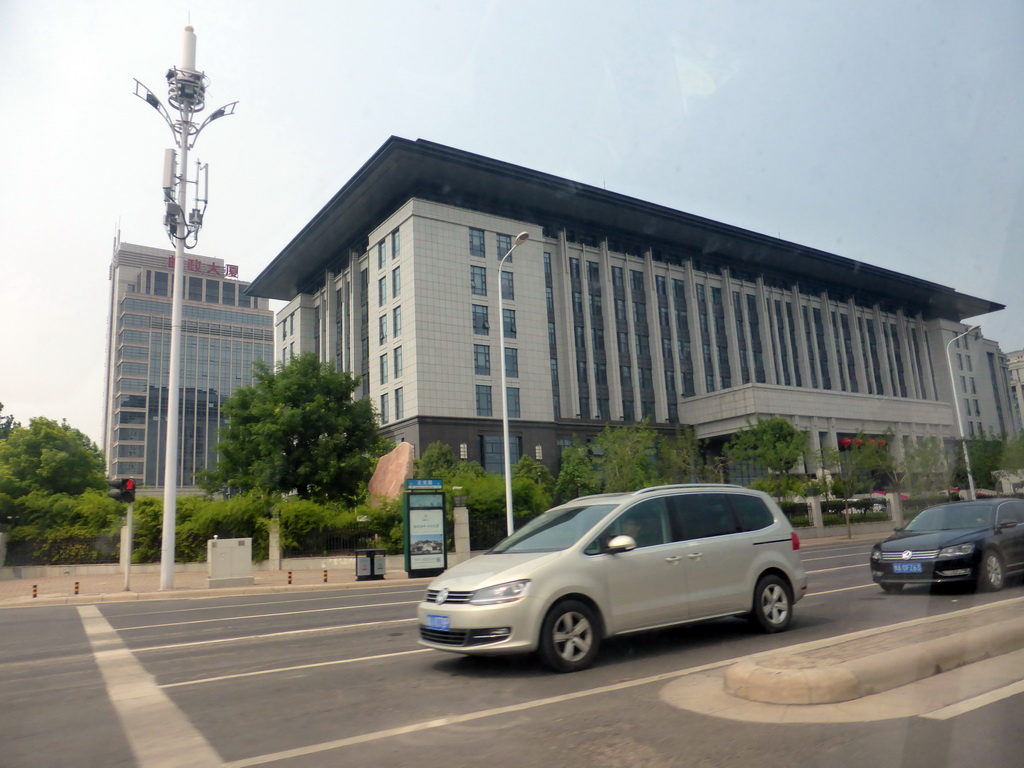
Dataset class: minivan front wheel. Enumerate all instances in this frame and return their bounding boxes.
[748,574,793,633]
[538,600,600,673]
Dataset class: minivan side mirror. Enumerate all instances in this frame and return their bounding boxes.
[606,534,637,554]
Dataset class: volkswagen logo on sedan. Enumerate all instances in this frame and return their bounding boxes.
[435,588,448,605]
[901,551,913,560]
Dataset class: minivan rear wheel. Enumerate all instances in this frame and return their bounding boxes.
[748,574,792,633]
[538,600,600,673]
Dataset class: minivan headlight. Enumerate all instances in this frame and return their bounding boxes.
[938,543,975,558]
[470,580,531,605]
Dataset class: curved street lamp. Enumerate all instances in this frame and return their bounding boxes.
[499,232,530,535]
[945,325,981,501]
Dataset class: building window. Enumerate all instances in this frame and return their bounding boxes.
[505,347,519,377]
[500,270,514,300]
[546,286,554,311]
[378,276,387,307]
[206,279,219,304]
[630,270,644,292]
[391,229,400,260]
[392,306,402,337]
[474,344,491,375]
[377,241,386,269]
[502,308,517,338]
[612,266,624,290]
[471,265,487,296]
[378,315,387,344]
[379,353,388,384]
[469,227,485,258]
[587,260,600,283]
[569,258,581,281]
[153,271,168,297]
[289,313,295,335]
[394,387,404,419]
[188,276,203,301]
[393,345,403,377]
[222,282,235,305]
[496,233,512,262]
[507,387,521,418]
[476,385,493,416]
[380,392,389,424]
[392,266,401,298]
[473,304,489,335]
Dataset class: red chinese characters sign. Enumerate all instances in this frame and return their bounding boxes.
[168,256,239,279]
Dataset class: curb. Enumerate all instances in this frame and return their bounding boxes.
[725,608,1024,705]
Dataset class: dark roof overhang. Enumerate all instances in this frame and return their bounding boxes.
[247,136,1003,322]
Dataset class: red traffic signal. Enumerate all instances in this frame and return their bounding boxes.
[107,478,137,503]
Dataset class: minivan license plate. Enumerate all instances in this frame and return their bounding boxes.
[426,614,450,631]
[892,563,923,574]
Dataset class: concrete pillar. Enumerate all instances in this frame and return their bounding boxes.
[453,496,470,555]
[887,492,904,528]
[0,530,6,567]
[267,514,282,570]
[808,497,825,537]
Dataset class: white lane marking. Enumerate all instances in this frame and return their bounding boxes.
[77,605,222,767]
[161,649,433,688]
[808,583,878,596]
[806,564,867,574]
[135,618,418,652]
[119,600,420,630]
[112,588,426,618]
[802,552,872,563]
[920,680,1024,720]
[222,657,738,767]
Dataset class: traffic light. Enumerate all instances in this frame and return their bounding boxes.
[107,478,136,503]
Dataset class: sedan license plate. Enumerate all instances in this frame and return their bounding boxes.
[426,614,450,631]
[892,562,923,574]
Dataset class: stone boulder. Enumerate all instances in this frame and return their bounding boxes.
[367,442,415,504]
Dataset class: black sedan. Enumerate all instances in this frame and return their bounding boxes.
[870,498,1024,593]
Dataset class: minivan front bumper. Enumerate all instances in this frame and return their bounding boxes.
[416,597,545,656]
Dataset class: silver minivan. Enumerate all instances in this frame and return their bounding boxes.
[417,484,808,672]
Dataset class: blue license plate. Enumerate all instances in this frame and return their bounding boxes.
[426,614,450,631]
[892,563,923,574]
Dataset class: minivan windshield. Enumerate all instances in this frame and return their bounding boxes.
[904,503,994,532]
[489,503,617,554]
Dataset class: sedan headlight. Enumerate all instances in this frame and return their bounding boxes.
[469,580,531,605]
[871,549,881,561]
[938,543,975,558]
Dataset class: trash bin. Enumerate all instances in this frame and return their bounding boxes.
[355,548,386,581]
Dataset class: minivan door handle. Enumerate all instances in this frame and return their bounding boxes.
[664,556,682,563]
[687,552,703,560]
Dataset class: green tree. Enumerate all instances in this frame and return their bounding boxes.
[726,417,808,498]
[903,437,947,495]
[959,436,1003,491]
[553,438,601,503]
[201,353,379,503]
[596,422,658,492]
[415,441,460,481]
[0,402,19,440]
[997,433,1024,490]
[657,425,705,484]
[511,454,555,516]
[0,418,105,505]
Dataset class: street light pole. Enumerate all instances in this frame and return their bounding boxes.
[945,325,981,501]
[498,232,530,536]
[134,26,236,589]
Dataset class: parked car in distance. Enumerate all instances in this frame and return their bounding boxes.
[870,498,1024,593]
[417,484,808,672]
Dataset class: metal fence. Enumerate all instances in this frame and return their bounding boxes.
[283,528,384,558]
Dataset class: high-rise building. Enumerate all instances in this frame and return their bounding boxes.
[103,239,274,487]
[1008,350,1024,433]
[248,137,1017,476]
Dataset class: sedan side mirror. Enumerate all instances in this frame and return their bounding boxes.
[606,534,637,554]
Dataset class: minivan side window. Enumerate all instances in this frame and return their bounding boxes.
[587,498,671,553]
[730,494,775,532]
[996,501,1024,526]
[673,493,738,540]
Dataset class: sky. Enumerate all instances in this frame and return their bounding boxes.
[1,1,1021,446]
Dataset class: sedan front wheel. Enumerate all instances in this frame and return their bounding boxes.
[979,550,1005,592]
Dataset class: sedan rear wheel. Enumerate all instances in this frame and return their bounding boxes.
[538,600,600,673]
[979,550,1005,592]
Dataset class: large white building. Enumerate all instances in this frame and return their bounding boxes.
[1008,349,1024,433]
[248,138,1016,476]
[103,239,274,487]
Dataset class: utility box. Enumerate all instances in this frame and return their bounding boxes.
[355,548,386,581]
[207,537,254,588]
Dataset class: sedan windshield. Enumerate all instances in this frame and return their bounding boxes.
[490,504,617,554]
[905,503,994,532]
